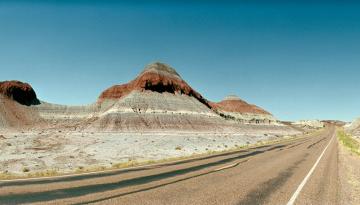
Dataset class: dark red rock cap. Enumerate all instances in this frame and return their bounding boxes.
[0,80,40,106]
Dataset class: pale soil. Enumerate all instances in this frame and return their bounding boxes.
[339,142,360,205]
[0,129,293,177]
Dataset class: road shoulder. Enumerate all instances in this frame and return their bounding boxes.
[339,141,360,204]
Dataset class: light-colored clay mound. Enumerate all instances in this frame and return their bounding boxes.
[91,91,230,132]
[32,102,99,130]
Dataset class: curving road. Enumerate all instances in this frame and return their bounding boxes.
[0,126,339,205]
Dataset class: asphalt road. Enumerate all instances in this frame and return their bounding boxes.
[0,126,339,205]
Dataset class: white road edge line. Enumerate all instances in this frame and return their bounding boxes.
[286,133,335,205]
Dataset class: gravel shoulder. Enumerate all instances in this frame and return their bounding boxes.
[339,141,360,204]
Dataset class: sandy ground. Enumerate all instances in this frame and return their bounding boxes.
[0,129,291,177]
[339,142,360,204]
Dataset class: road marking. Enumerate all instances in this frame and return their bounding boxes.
[214,162,240,171]
[286,133,335,205]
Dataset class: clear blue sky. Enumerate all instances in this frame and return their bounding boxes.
[1,0,359,121]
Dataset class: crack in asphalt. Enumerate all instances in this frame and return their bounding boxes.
[287,140,309,149]
[307,137,326,149]
[266,145,287,151]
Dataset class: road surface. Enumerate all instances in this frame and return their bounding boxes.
[0,126,339,205]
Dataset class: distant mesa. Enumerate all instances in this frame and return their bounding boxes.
[98,62,210,107]
[209,95,275,124]
[210,95,271,115]
[0,80,40,106]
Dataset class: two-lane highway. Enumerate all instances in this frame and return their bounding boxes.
[0,126,338,205]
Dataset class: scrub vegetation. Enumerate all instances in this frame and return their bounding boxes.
[338,130,360,156]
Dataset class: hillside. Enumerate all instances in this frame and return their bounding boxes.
[210,95,276,124]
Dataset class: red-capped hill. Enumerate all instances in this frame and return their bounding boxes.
[210,95,271,115]
[98,62,210,107]
[0,80,40,106]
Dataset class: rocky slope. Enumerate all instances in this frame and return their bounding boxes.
[0,95,41,130]
[210,95,276,124]
[345,118,360,137]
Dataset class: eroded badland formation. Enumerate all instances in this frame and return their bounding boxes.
[1,62,320,176]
